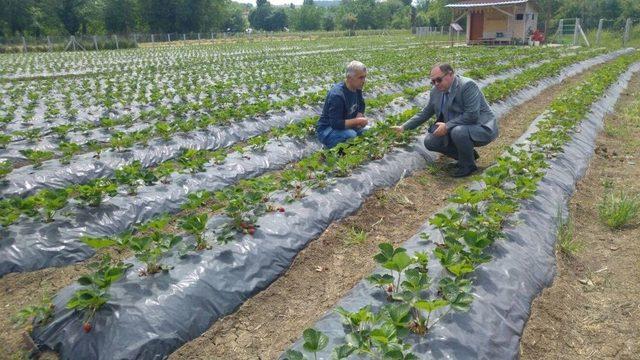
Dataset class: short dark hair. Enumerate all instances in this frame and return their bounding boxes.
[433,63,454,74]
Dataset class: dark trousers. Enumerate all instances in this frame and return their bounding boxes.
[424,125,491,169]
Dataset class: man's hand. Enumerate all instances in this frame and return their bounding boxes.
[391,126,403,134]
[354,117,368,128]
[433,122,447,137]
[346,116,368,129]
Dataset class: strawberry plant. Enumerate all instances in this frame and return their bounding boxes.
[17,128,42,142]
[59,141,82,164]
[51,124,73,140]
[0,134,10,148]
[154,161,177,184]
[20,149,54,168]
[114,161,158,195]
[37,189,69,222]
[178,148,209,173]
[332,305,418,359]
[0,200,20,227]
[74,179,118,207]
[0,159,11,180]
[179,213,209,250]
[86,139,103,158]
[110,131,135,151]
[128,230,182,275]
[283,328,330,360]
[66,255,131,332]
[12,295,55,332]
[154,122,172,141]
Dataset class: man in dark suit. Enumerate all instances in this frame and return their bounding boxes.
[393,63,498,177]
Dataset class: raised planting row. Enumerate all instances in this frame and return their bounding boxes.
[0,48,626,278]
[283,51,640,360]
[19,51,633,360]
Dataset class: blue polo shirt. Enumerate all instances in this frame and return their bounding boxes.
[316,82,365,132]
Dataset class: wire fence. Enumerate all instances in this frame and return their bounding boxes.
[0,29,411,53]
[547,18,639,47]
[415,26,465,44]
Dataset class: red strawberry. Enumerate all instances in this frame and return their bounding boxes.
[82,322,92,333]
[248,228,256,235]
[278,207,285,213]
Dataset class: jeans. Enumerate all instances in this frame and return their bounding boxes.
[317,127,365,149]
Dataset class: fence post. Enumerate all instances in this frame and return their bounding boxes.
[93,35,98,50]
[197,33,201,41]
[133,33,138,46]
[114,34,119,49]
[554,19,564,40]
[168,33,171,42]
[183,33,186,41]
[441,26,444,35]
[22,36,27,53]
[573,18,580,46]
[211,32,214,40]
[596,18,603,46]
[623,18,632,46]
[151,34,155,43]
[47,36,52,52]
[71,35,76,51]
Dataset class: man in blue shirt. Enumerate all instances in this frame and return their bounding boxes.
[316,61,369,148]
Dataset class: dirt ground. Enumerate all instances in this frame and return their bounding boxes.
[0,65,608,360]
[519,75,640,359]
[168,70,602,359]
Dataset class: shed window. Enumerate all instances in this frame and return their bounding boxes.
[516,14,524,20]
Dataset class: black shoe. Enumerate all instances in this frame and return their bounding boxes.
[474,149,480,160]
[452,165,478,178]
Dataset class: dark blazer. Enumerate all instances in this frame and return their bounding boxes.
[401,75,498,143]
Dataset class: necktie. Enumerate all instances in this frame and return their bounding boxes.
[440,92,449,122]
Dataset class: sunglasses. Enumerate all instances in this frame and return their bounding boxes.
[430,73,450,85]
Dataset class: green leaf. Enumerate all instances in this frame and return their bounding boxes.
[445,260,474,277]
[302,328,329,353]
[282,350,304,360]
[367,273,394,287]
[77,276,93,286]
[414,299,448,313]
[331,344,356,359]
[382,251,414,273]
[449,293,474,312]
[81,236,117,249]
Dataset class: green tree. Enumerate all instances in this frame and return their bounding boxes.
[249,1,272,30]
[222,1,247,32]
[104,0,136,33]
[295,4,323,31]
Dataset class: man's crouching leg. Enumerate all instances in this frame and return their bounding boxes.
[322,128,360,149]
[424,133,458,159]
[449,126,477,169]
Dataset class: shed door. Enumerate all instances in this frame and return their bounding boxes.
[470,11,484,40]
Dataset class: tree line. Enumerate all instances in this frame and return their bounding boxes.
[1,0,639,37]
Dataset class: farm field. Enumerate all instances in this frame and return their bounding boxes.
[0,33,638,359]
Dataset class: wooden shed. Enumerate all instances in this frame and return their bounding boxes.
[446,0,540,45]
